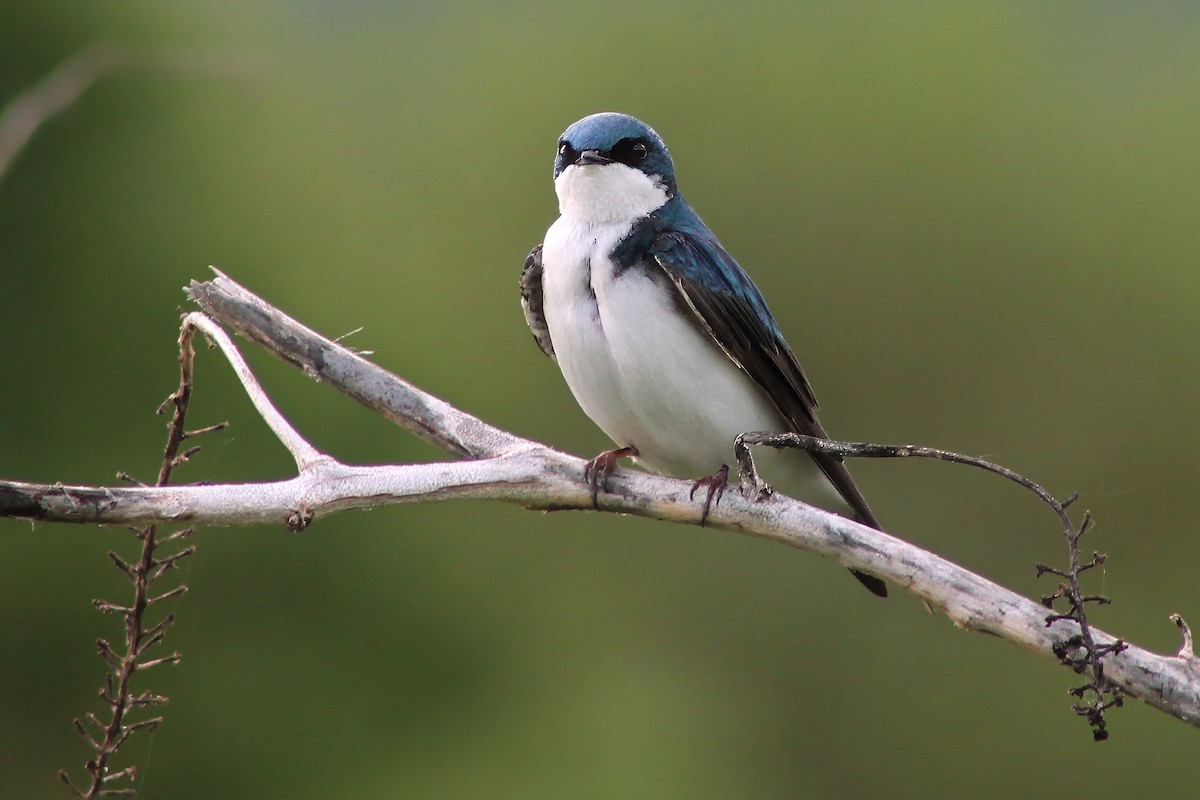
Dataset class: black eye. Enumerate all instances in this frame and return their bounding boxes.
[610,138,649,166]
[557,141,578,163]
[555,141,579,174]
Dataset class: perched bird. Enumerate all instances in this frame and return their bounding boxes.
[521,112,886,597]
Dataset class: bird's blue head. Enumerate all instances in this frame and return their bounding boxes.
[552,112,677,223]
[554,113,675,182]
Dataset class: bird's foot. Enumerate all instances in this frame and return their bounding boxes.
[733,434,774,501]
[583,446,638,508]
[690,464,730,526]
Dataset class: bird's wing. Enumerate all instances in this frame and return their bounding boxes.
[520,244,556,362]
[650,228,882,532]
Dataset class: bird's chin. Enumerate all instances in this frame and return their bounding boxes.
[555,163,669,224]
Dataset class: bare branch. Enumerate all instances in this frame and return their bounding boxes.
[4,272,1199,734]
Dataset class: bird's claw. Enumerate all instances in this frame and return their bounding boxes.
[690,464,730,526]
[584,446,638,508]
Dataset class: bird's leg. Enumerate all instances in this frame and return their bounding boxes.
[690,464,730,526]
[733,433,774,501]
[584,445,639,508]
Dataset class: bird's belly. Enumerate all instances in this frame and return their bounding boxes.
[542,229,821,493]
[586,269,784,476]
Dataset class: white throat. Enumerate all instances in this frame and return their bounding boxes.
[554,163,670,224]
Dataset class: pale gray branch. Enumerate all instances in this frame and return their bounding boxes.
[187,269,525,459]
[0,44,265,183]
[182,312,325,470]
[1,270,1198,731]
[0,44,126,180]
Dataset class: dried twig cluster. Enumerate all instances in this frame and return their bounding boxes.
[57,326,223,797]
[1038,501,1127,740]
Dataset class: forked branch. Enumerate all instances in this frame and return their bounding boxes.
[2,271,1198,733]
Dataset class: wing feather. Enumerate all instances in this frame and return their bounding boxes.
[652,230,887,596]
[650,230,882,531]
[520,244,556,361]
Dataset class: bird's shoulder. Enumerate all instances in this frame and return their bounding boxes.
[614,201,821,416]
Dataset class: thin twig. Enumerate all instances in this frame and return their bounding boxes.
[734,431,1126,738]
[1171,614,1198,664]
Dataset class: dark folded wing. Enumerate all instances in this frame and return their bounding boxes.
[520,244,556,361]
[649,229,882,532]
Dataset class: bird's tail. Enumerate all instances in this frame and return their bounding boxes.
[849,568,888,597]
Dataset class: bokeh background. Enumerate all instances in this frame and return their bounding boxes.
[2,2,1199,797]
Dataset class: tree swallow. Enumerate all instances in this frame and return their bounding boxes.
[521,112,887,597]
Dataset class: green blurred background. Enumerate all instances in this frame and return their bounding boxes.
[2,1,1198,797]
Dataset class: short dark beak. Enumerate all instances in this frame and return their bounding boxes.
[576,149,612,166]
